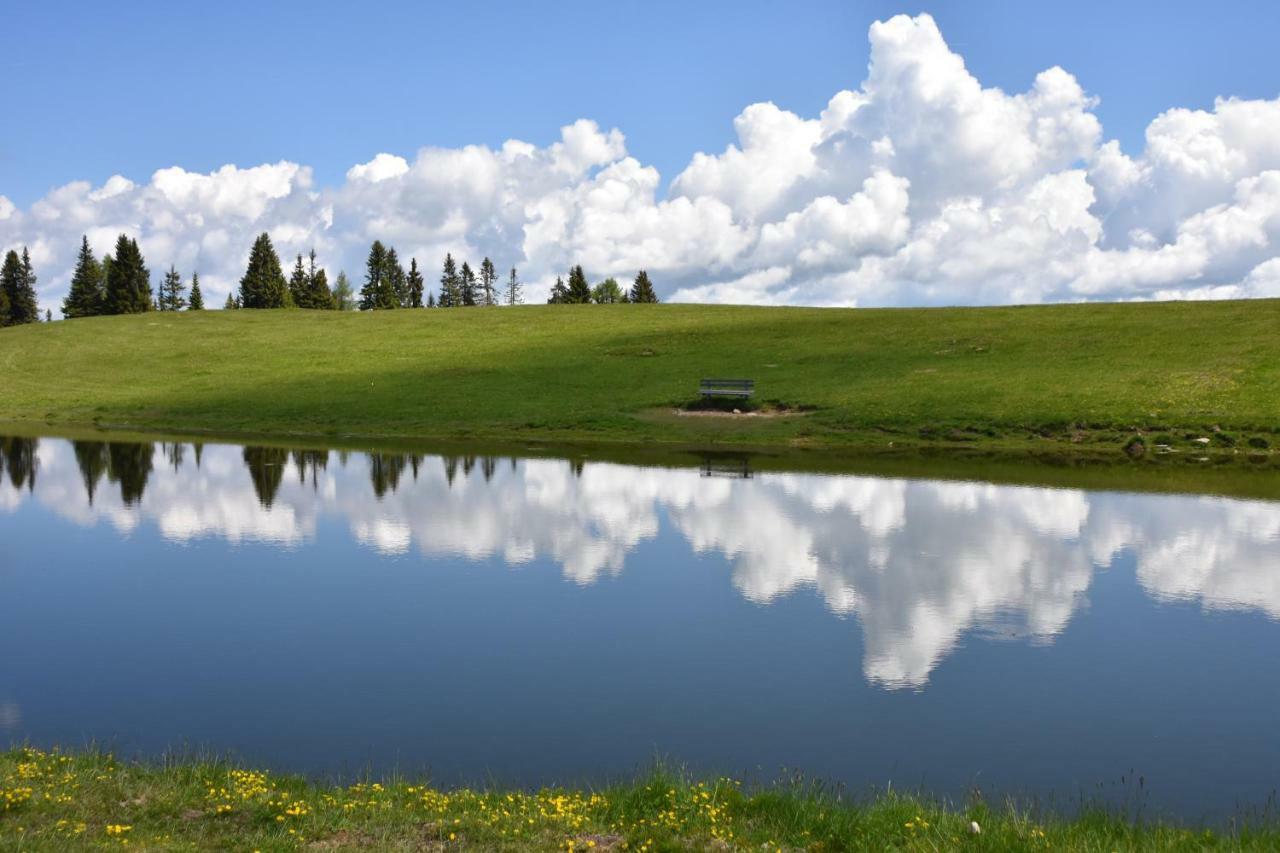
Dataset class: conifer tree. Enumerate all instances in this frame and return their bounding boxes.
[406,258,425,308]
[288,254,309,306]
[566,265,592,304]
[439,254,460,307]
[224,292,238,310]
[238,233,289,308]
[359,241,388,310]
[628,270,659,303]
[332,271,355,310]
[0,265,8,326]
[63,236,104,318]
[158,265,186,311]
[303,251,336,310]
[0,248,40,325]
[505,266,523,305]
[427,291,436,308]
[103,235,152,314]
[459,261,477,306]
[188,273,204,310]
[45,309,52,322]
[547,276,569,304]
[479,257,498,306]
[15,248,40,323]
[385,247,406,308]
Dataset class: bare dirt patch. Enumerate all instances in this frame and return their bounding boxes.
[671,405,811,419]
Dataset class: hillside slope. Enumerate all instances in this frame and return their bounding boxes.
[2,301,1278,454]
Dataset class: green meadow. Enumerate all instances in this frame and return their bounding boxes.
[2,300,1279,457]
[4,747,1277,852]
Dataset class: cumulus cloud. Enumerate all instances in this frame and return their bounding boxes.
[4,13,1280,311]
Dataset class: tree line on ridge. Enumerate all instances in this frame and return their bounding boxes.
[0,231,659,326]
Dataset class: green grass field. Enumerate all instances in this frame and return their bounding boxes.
[4,747,1276,851]
[2,300,1279,456]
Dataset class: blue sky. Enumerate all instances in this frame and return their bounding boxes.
[5,0,1277,206]
[3,1,1280,309]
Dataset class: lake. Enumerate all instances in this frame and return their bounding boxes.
[1,434,1278,822]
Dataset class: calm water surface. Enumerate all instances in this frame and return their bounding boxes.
[2,435,1278,819]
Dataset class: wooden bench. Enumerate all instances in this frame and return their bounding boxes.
[699,378,754,399]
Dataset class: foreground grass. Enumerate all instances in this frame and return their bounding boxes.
[2,301,1280,457]
[2,749,1277,851]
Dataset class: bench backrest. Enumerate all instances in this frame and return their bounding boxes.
[700,378,754,389]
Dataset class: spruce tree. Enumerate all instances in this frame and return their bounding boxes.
[384,245,404,306]
[288,254,309,306]
[223,292,238,310]
[359,241,388,310]
[188,273,204,310]
[303,251,336,310]
[547,276,569,304]
[0,248,41,325]
[332,271,355,310]
[406,258,425,308]
[629,270,658,303]
[159,265,186,311]
[427,291,436,308]
[439,254,460,307]
[479,257,498,305]
[566,265,592,304]
[459,261,477,306]
[238,233,289,308]
[103,235,153,314]
[1,251,20,326]
[505,266,523,305]
[63,236,104,318]
[15,248,40,323]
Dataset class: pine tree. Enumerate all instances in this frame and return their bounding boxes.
[103,235,152,314]
[479,257,498,306]
[63,236,104,318]
[505,267,523,305]
[332,271,355,310]
[188,273,205,310]
[406,258,425,308]
[45,309,52,322]
[385,247,406,308]
[427,291,436,308]
[359,241,388,310]
[224,292,239,310]
[0,263,8,326]
[1,248,40,325]
[303,251,336,310]
[459,261,477,306]
[158,265,186,311]
[439,254,460,307]
[547,276,569,304]
[628,269,659,303]
[566,265,592,304]
[288,253,309,306]
[238,233,289,308]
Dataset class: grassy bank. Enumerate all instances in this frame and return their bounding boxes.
[3,748,1276,851]
[2,301,1279,457]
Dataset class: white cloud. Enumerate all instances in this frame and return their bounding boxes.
[5,14,1280,313]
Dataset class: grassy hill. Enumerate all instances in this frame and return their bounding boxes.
[2,300,1279,456]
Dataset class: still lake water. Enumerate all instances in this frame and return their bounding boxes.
[1,434,1279,819]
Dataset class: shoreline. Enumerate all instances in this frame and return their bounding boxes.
[3,747,1276,851]
[4,418,1280,504]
